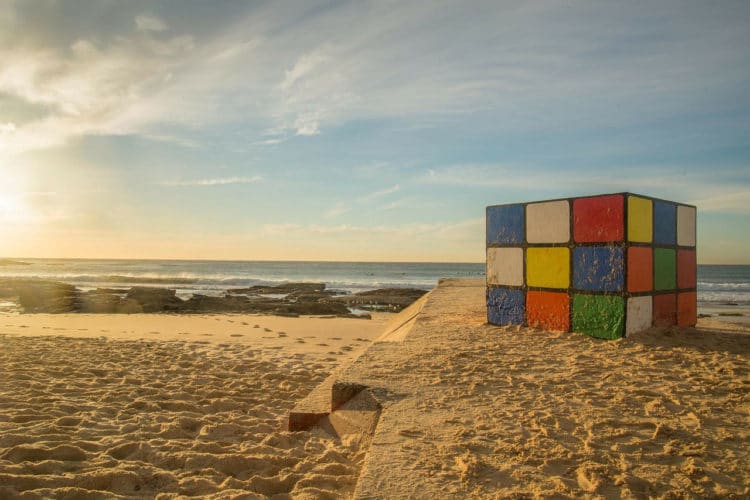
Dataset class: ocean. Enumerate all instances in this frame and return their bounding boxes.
[0,259,748,306]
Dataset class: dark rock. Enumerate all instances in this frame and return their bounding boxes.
[228,282,327,295]
[334,288,428,312]
[11,279,79,313]
[125,287,183,312]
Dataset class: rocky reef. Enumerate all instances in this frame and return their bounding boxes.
[0,279,428,318]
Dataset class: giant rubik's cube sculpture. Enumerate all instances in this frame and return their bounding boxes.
[486,193,697,339]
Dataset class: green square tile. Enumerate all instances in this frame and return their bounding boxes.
[572,294,625,339]
[654,248,676,290]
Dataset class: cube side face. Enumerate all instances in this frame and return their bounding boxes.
[573,194,624,243]
[486,205,524,245]
[572,294,625,339]
[573,246,624,292]
[486,248,524,286]
[487,288,525,325]
[527,291,570,332]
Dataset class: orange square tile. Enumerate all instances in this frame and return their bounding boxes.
[627,247,653,292]
[677,292,697,327]
[653,294,676,327]
[677,250,697,289]
[527,291,570,331]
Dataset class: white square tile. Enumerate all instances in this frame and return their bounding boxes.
[486,247,524,286]
[526,200,570,243]
[626,296,652,335]
[677,205,696,247]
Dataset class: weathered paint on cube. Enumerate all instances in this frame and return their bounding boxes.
[653,294,677,327]
[573,194,624,243]
[572,294,624,339]
[526,200,570,243]
[526,247,570,289]
[487,204,524,245]
[627,195,653,243]
[487,288,525,325]
[677,292,697,327]
[626,296,653,335]
[486,247,524,286]
[486,193,696,339]
[653,201,676,245]
[627,247,653,292]
[677,205,696,246]
[677,249,697,289]
[573,246,624,292]
[654,248,676,290]
[526,291,569,331]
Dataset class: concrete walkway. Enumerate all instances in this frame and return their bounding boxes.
[291,278,750,498]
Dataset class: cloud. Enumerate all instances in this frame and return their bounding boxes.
[135,14,168,32]
[325,202,350,218]
[361,184,400,201]
[158,176,262,187]
[690,190,750,214]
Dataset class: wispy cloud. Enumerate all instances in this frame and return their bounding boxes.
[135,14,168,33]
[158,176,262,187]
[324,202,350,218]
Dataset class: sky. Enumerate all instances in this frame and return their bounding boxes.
[0,0,749,263]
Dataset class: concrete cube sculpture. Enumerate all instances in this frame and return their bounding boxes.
[486,193,696,339]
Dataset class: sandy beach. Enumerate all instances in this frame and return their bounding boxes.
[1,290,750,498]
[0,312,390,499]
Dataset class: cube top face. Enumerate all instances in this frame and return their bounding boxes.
[486,192,697,339]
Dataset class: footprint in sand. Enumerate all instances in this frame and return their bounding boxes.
[296,339,306,344]
[230,334,243,338]
[317,343,329,347]
[149,331,160,335]
[78,328,87,331]
[278,333,288,338]
[254,325,260,329]
[19,325,28,328]
[264,328,272,332]
[241,322,249,325]
[227,320,235,323]
[202,333,213,337]
[178,332,190,335]
[399,429,424,438]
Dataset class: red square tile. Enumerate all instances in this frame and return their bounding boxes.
[677,250,697,289]
[627,247,653,292]
[677,292,697,327]
[653,294,676,327]
[526,291,570,331]
[573,194,624,243]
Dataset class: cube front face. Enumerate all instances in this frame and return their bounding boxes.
[486,193,697,339]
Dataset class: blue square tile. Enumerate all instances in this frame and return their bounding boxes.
[573,246,624,292]
[486,204,524,245]
[653,200,676,245]
[487,288,525,325]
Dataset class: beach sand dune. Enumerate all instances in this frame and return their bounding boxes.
[0,313,389,499]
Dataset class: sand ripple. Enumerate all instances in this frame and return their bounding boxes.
[0,335,362,498]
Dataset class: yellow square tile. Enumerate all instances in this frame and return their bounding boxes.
[628,196,652,243]
[526,247,570,288]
